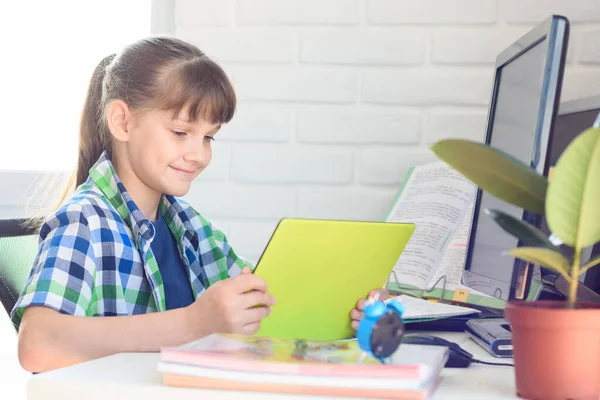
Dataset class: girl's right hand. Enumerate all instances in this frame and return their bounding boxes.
[186,267,276,337]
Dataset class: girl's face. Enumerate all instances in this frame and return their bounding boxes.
[125,106,220,198]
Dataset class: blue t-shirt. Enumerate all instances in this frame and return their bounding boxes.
[151,213,195,310]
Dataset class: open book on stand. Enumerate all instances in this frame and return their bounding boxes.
[384,161,508,314]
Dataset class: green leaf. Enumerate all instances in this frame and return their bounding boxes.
[506,247,570,277]
[580,255,600,276]
[484,209,562,252]
[430,139,547,215]
[546,127,600,248]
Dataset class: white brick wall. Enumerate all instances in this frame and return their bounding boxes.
[169,0,600,265]
[230,145,354,184]
[432,29,529,64]
[424,109,489,144]
[362,69,494,105]
[175,0,230,27]
[177,28,297,63]
[357,148,439,185]
[367,0,497,25]
[296,107,421,145]
[581,31,600,63]
[300,28,426,65]
[503,0,600,24]
[226,66,359,103]
[237,0,362,26]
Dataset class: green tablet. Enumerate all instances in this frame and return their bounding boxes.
[253,218,415,340]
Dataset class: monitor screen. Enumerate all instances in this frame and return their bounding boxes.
[462,18,568,301]
[539,100,600,295]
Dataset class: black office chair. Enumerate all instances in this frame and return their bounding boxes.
[0,218,40,324]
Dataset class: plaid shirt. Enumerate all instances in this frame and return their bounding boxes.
[11,152,248,329]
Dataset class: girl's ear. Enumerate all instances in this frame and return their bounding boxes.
[106,100,131,142]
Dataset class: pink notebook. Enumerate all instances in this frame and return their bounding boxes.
[161,373,442,400]
[160,333,447,381]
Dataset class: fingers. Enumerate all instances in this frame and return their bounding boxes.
[232,272,268,293]
[241,266,252,275]
[240,290,276,309]
[350,308,366,330]
[351,288,392,331]
[240,306,271,326]
[356,298,366,310]
[350,309,363,320]
[368,288,389,300]
[351,308,363,320]
[358,289,390,310]
[378,288,390,299]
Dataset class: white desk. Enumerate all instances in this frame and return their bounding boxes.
[27,332,518,400]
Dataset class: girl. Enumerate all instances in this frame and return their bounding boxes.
[11,36,386,373]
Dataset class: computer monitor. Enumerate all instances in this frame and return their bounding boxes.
[538,96,600,299]
[461,15,570,301]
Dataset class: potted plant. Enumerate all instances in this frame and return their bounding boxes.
[430,119,600,400]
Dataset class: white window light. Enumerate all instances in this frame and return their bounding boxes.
[0,1,151,172]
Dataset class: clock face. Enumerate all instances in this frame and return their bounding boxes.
[369,309,405,359]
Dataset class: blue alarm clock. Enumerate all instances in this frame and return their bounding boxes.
[356,296,405,363]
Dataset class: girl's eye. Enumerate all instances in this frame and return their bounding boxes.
[204,136,215,142]
[171,130,187,137]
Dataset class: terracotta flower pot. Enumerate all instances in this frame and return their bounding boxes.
[505,300,600,400]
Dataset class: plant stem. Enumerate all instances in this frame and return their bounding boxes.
[568,247,581,309]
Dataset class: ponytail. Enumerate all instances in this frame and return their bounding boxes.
[54,53,116,209]
[76,53,116,188]
[24,54,116,231]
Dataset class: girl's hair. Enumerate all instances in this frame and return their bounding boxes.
[64,35,237,206]
[25,36,235,231]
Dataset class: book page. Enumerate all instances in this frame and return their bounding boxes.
[392,295,480,320]
[386,162,476,290]
[428,199,475,291]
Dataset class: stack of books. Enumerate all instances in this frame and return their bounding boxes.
[157,333,448,399]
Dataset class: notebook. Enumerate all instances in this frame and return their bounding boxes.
[158,333,448,399]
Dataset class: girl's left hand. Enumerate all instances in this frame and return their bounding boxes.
[349,288,390,330]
